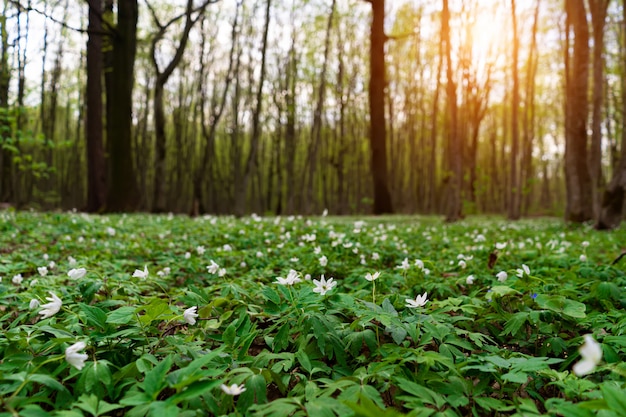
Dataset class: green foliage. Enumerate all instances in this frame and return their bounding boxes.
[0,211,625,415]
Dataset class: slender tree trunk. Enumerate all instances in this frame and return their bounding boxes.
[443,0,461,221]
[596,0,626,229]
[366,0,393,214]
[85,0,106,212]
[234,0,271,216]
[588,0,609,220]
[508,0,521,220]
[0,4,12,202]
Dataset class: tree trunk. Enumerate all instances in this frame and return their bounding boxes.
[367,0,393,214]
[596,0,626,230]
[85,0,106,212]
[104,0,139,212]
[443,0,461,221]
[588,0,609,220]
[0,4,12,202]
[234,0,271,216]
[508,0,521,220]
[564,0,593,222]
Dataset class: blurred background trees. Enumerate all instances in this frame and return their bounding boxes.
[0,0,624,227]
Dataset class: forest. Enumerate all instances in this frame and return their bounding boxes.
[0,0,625,226]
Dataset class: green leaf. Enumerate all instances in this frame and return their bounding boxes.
[600,384,626,417]
[106,306,137,324]
[148,401,180,417]
[273,323,290,352]
[169,380,221,404]
[500,312,528,337]
[501,371,528,384]
[28,374,68,393]
[143,355,173,399]
[79,304,108,330]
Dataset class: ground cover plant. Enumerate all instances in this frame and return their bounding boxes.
[1,211,626,417]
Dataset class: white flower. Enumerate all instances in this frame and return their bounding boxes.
[106,227,116,236]
[12,274,23,285]
[132,265,149,279]
[372,252,380,260]
[39,292,62,319]
[414,259,424,270]
[48,261,56,269]
[290,257,299,263]
[68,256,77,266]
[240,261,247,268]
[313,274,337,296]
[516,264,530,278]
[43,254,49,261]
[222,244,232,251]
[256,251,264,258]
[304,274,311,280]
[319,255,328,267]
[580,254,587,262]
[458,260,467,269]
[573,334,602,376]
[495,242,507,250]
[183,306,198,325]
[322,209,328,217]
[218,268,226,277]
[65,341,88,370]
[406,292,428,308]
[196,246,206,255]
[496,271,508,282]
[68,268,87,280]
[207,260,219,274]
[38,266,48,277]
[365,272,381,282]
[397,258,410,270]
[466,275,475,285]
[184,252,191,259]
[29,299,40,309]
[582,241,590,248]
[275,269,301,286]
[221,383,246,396]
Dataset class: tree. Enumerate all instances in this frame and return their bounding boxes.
[442,0,461,221]
[508,0,521,220]
[564,0,592,222]
[103,0,139,212]
[0,2,12,202]
[588,0,610,219]
[365,0,393,214]
[596,0,625,230]
[148,0,213,213]
[85,0,106,212]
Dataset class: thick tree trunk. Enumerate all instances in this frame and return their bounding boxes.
[564,0,593,222]
[85,0,106,212]
[367,0,393,214]
[104,0,139,212]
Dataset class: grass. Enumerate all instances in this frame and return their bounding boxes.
[1,210,626,417]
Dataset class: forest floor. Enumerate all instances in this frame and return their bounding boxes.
[1,210,626,416]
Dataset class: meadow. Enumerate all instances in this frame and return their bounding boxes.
[1,210,626,417]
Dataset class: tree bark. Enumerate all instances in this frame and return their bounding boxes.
[0,4,12,202]
[85,0,106,212]
[234,0,271,216]
[508,0,521,220]
[596,0,626,230]
[588,0,609,220]
[564,0,593,222]
[366,0,393,214]
[443,0,461,221]
[104,0,139,212]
